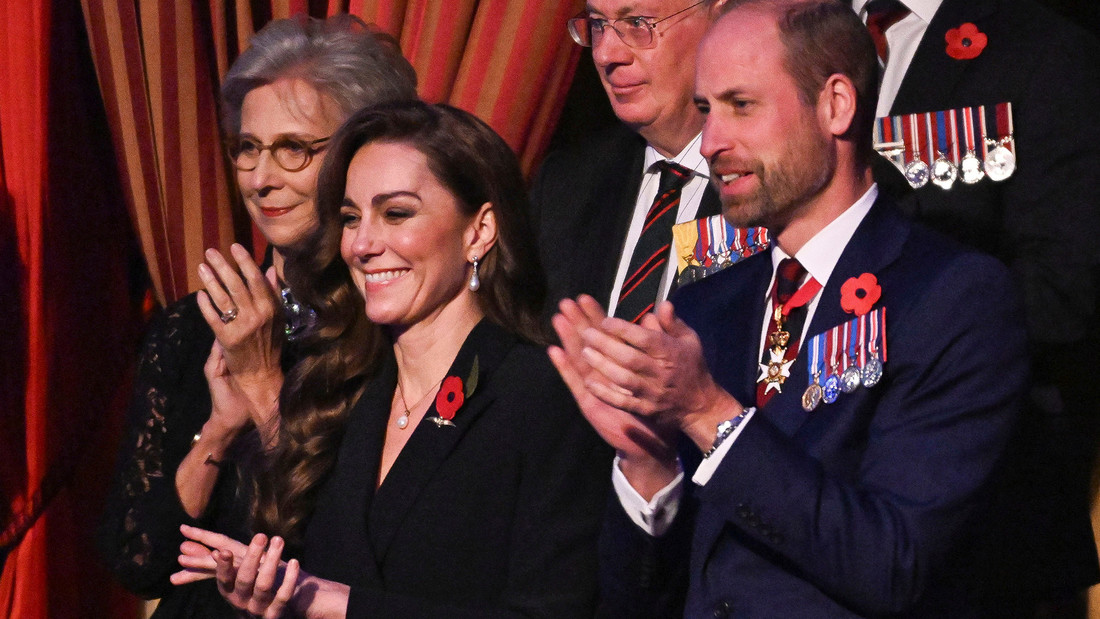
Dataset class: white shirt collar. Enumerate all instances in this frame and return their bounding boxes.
[852,0,942,26]
[771,184,879,288]
[643,133,709,179]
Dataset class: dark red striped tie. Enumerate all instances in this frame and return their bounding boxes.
[615,161,693,323]
[865,0,911,65]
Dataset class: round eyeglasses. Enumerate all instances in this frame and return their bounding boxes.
[225,135,331,173]
[567,0,706,49]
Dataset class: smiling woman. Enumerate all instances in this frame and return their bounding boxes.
[175,102,612,618]
[96,16,417,619]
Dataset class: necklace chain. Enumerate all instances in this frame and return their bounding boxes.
[394,377,443,430]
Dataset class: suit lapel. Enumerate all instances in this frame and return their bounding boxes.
[759,200,909,437]
[891,0,997,114]
[692,251,774,407]
[305,356,394,585]
[367,320,515,564]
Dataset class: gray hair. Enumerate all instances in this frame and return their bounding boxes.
[220,14,418,134]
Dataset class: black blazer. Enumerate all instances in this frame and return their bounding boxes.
[301,320,613,618]
[601,200,1029,617]
[871,0,1100,599]
[530,123,722,310]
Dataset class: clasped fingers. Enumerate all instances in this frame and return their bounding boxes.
[213,533,299,618]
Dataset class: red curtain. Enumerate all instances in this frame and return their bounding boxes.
[0,0,145,617]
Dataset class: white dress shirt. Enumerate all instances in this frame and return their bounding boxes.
[852,0,944,117]
[614,185,880,536]
[605,134,710,316]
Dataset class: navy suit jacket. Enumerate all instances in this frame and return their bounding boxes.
[871,0,1100,597]
[600,200,1029,617]
[530,123,722,311]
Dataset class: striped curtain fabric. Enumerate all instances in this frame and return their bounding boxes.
[81,0,585,307]
[81,1,239,307]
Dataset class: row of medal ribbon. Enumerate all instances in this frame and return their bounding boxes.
[873,102,1016,191]
[673,215,770,287]
[801,308,887,412]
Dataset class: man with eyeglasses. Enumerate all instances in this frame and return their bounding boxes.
[530,0,723,324]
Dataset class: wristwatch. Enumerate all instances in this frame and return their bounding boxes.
[703,407,754,458]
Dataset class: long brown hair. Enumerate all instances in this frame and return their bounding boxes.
[253,101,548,549]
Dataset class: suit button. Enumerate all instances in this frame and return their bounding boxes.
[713,600,732,617]
[746,514,760,528]
[736,503,751,519]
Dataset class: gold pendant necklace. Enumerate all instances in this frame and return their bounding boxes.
[394,378,443,430]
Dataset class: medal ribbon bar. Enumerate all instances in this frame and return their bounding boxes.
[873,102,1016,187]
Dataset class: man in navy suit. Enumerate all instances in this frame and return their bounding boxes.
[530,0,724,320]
[855,0,1100,610]
[549,0,1028,615]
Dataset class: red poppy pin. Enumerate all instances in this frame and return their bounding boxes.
[945,23,987,60]
[430,356,479,427]
[840,273,882,316]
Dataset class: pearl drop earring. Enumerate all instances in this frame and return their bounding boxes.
[469,256,480,291]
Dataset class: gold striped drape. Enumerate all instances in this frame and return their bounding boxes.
[81,0,585,307]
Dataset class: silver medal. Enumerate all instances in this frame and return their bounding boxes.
[931,155,958,189]
[861,354,883,387]
[840,365,862,393]
[983,142,1016,181]
[959,151,984,184]
[904,160,930,188]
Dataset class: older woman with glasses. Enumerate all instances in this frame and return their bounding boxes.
[97,15,416,619]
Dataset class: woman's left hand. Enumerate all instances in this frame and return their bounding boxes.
[196,243,285,435]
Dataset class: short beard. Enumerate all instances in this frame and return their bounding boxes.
[720,123,835,232]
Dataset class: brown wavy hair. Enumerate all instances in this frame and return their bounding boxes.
[253,101,548,550]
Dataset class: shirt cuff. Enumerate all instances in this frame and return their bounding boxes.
[611,455,684,537]
[691,406,756,486]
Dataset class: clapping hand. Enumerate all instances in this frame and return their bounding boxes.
[172,525,299,618]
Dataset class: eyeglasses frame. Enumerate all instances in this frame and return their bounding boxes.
[224,135,331,173]
[568,0,707,49]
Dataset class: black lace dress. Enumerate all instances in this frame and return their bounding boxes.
[97,293,253,618]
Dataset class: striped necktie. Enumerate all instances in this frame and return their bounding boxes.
[614,161,693,323]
